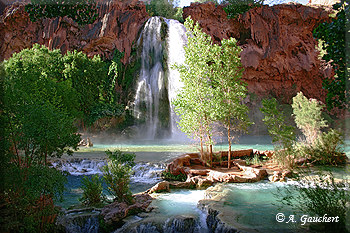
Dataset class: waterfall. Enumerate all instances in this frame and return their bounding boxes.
[133,17,186,139]
[165,18,187,138]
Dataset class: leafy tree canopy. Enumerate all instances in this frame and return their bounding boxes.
[63,50,106,119]
[261,98,295,148]
[3,44,81,164]
[25,0,98,25]
[313,0,349,110]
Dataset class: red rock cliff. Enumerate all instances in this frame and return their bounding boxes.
[0,0,149,63]
[183,2,332,102]
[1,1,331,103]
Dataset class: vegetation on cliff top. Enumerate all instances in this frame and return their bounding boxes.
[25,0,98,25]
[146,0,184,22]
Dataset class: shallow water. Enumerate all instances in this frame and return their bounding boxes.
[152,190,206,217]
[217,182,299,232]
[56,136,350,231]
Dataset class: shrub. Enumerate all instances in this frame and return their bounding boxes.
[245,154,262,166]
[80,175,105,206]
[0,165,67,232]
[101,150,136,204]
[295,129,345,165]
[25,0,98,25]
[292,92,328,145]
[161,171,187,181]
[277,170,349,232]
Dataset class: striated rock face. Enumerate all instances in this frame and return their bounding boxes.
[183,2,332,102]
[1,2,332,103]
[0,0,149,63]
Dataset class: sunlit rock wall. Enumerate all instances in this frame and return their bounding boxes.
[183,2,332,103]
[0,0,149,64]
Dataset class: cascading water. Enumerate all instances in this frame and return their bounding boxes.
[133,17,186,139]
[165,18,187,138]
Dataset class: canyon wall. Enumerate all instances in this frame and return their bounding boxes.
[0,0,149,64]
[1,1,331,103]
[183,2,332,103]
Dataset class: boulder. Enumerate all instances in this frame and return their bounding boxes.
[146,181,170,194]
[236,164,268,180]
[187,168,209,176]
[165,154,192,176]
[100,193,153,225]
[187,176,213,189]
[207,170,236,183]
[197,177,213,189]
[232,159,247,166]
[269,171,282,182]
[207,165,268,183]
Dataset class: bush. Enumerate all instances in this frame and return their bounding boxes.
[25,0,98,25]
[245,154,263,166]
[80,175,105,206]
[295,129,346,165]
[101,150,136,204]
[292,92,328,145]
[0,165,67,232]
[277,170,349,232]
[161,171,187,181]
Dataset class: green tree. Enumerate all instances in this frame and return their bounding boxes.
[260,98,296,169]
[102,150,136,204]
[0,165,67,232]
[3,44,81,165]
[1,44,82,232]
[25,0,98,25]
[260,98,295,149]
[211,37,251,168]
[297,129,346,165]
[63,50,106,122]
[313,0,349,110]
[292,92,327,145]
[173,17,217,164]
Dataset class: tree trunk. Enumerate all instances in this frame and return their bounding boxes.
[227,121,232,168]
[200,136,204,161]
[208,134,213,167]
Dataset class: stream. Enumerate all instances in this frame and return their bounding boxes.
[52,138,350,232]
